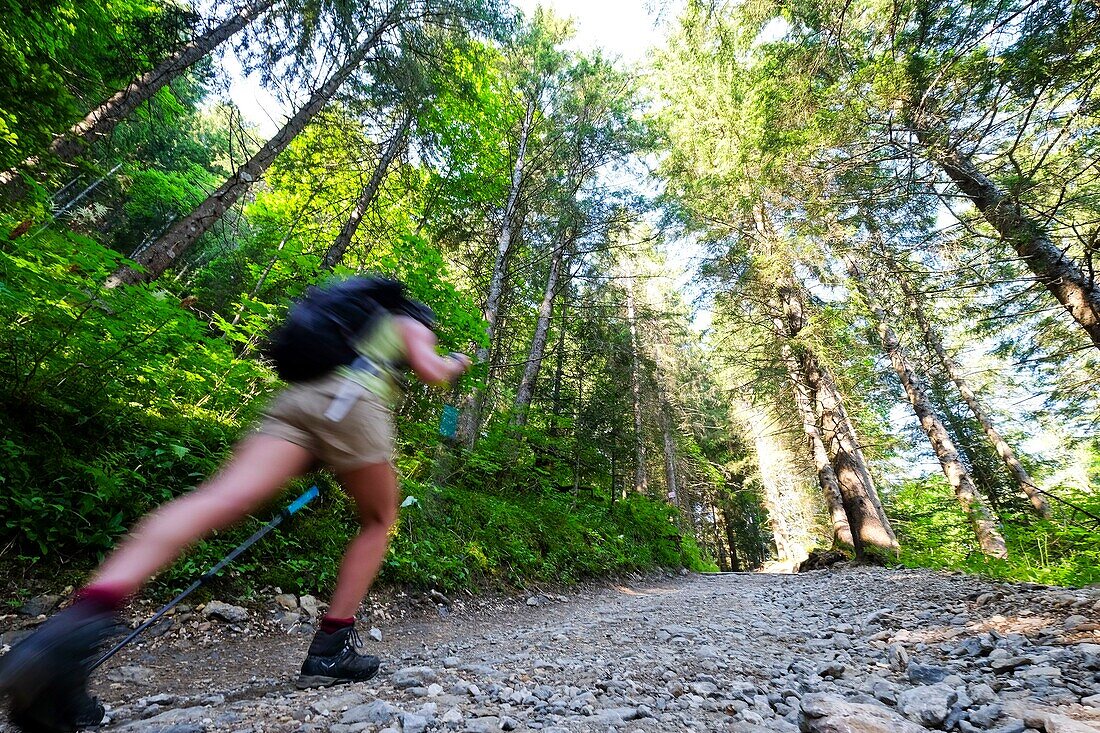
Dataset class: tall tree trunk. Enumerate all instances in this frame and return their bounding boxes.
[721,505,741,571]
[910,296,1050,517]
[1,0,277,198]
[321,107,415,270]
[107,22,389,286]
[660,404,680,505]
[899,276,1052,517]
[741,401,804,565]
[848,259,1008,558]
[550,293,569,434]
[914,124,1100,349]
[770,296,854,551]
[626,275,648,494]
[774,284,896,551]
[709,495,729,571]
[513,228,571,426]
[779,341,857,552]
[456,95,536,447]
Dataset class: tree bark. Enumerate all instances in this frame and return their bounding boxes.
[721,505,741,571]
[774,283,897,551]
[915,124,1100,349]
[513,228,572,426]
[660,404,680,505]
[779,340,857,552]
[1,0,277,198]
[456,95,536,447]
[107,22,389,286]
[899,276,1052,517]
[321,107,415,270]
[626,275,648,494]
[848,259,1009,558]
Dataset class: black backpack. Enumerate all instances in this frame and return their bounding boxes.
[264,276,432,383]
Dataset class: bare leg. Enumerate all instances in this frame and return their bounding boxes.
[91,435,314,596]
[326,461,399,619]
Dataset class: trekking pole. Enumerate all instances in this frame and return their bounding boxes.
[90,485,321,671]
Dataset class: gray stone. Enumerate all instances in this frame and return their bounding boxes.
[19,595,62,616]
[968,702,1004,727]
[274,593,298,611]
[1064,614,1090,630]
[463,716,501,733]
[799,693,929,733]
[341,700,398,725]
[202,601,249,624]
[896,684,957,727]
[392,666,439,689]
[990,656,1033,673]
[399,712,429,733]
[907,662,949,684]
[299,594,322,620]
[106,665,156,685]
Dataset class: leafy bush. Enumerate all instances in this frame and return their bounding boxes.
[885,471,1100,588]
[0,220,713,600]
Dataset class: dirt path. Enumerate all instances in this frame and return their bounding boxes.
[3,566,1100,732]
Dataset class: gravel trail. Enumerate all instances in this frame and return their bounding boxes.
[3,566,1099,732]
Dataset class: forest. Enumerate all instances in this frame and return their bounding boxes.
[0,0,1097,604]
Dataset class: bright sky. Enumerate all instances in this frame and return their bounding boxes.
[223,1,669,136]
[511,0,666,63]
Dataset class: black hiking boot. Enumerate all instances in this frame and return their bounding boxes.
[9,682,105,732]
[0,603,116,731]
[296,626,380,689]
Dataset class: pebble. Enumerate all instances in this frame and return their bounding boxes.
[8,567,1096,733]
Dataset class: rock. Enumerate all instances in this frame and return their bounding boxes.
[463,716,501,732]
[1078,644,1100,670]
[887,644,908,671]
[1083,695,1100,709]
[907,662,949,684]
[1021,709,1100,733]
[816,662,846,678]
[202,600,249,623]
[399,712,430,733]
[526,596,542,607]
[969,702,1004,727]
[369,626,383,642]
[106,665,156,685]
[896,684,957,727]
[799,693,929,732]
[299,594,322,620]
[19,594,62,616]
[1064,615,1090,630]
[341,700,398,725]
[274,593,298,611]
[1,629,33,648]
[392,666,439,689]
[990,656,1033,673]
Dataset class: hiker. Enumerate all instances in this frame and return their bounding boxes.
[0,277,472,732]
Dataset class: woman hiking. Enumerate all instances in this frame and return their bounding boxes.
[0,276,472,732]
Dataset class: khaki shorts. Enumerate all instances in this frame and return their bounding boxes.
[256,373,394,471]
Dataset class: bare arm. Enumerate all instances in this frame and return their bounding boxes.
[396,316,471,386]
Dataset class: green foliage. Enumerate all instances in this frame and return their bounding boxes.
[0,0,194,171]
[383,482,711,592]
[0,212,715,597]
[0,219,271,572]
[886,470,1100,588]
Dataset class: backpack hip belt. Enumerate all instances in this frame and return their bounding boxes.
[323,356,384,422]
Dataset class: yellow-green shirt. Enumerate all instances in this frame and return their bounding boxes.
[336,315,407,404]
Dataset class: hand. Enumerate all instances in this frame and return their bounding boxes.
[448,353,472,372]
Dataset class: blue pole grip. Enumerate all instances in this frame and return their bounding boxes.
[287,485,320,515]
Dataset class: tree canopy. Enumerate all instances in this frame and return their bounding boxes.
[1,0,1097,596]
